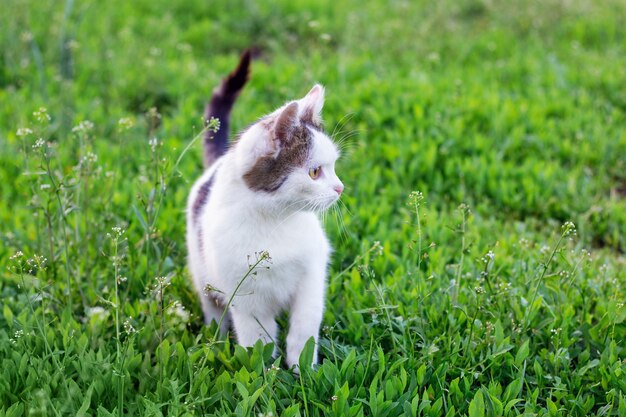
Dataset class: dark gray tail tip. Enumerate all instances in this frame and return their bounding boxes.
[223,49,254,94]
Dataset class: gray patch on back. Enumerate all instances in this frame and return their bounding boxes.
[192,175,216,224]
[192,166,221,253]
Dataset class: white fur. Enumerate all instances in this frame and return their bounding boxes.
[186,85,343,369]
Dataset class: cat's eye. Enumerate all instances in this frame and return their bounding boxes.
[309,166,321,179]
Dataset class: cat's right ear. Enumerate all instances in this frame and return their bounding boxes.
[272,102,299,145]
[300,84,325,125]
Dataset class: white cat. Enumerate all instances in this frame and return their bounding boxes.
[186,51,343,369]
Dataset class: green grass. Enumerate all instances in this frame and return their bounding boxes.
[1,0,626,415]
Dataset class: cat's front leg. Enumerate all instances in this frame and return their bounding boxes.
[286,266,326,370]
[230,307,278,351]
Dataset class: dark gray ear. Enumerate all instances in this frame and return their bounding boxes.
[273,102,299,144]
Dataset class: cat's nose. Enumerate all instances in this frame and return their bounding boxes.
[334,185,344,195]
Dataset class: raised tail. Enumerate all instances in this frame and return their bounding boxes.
[203,49,252,167]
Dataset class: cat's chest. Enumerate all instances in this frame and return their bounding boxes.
[245,213,327,264]
[205,210,329,272]
[208,212,327,305]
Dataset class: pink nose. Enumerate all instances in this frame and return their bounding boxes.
[334,185,344,195]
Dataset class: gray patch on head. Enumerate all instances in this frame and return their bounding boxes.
[243,123,313,192]
[242,100,327,193]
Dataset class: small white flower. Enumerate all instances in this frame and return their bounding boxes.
[16,127,33,136]
[168,303,189,323]
[32,138,46,149]
[117,117,134,131]
[408,191,424,207]
[458,203,471,214]
[372,241,383,256]
[203,283,220,296]
[10,251,24,260]
[123,319,136,335]
[482,250,495,263]
[485,321,494,332]
[205,116,220,132]
[81,152,98,164]
[33,107,51,123]
[153,276,171,300]
[72,120,94,133]
[149,137,158,151]
[561,221,576,237]
[86,307,107,317]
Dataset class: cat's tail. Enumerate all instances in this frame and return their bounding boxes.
[203,49,251,167]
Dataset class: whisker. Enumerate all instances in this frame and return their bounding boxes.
[337,198,354,217]
[334,204,350,242]
[269,199,316,233]
[275,197,312,218]
[330,112,356,141]
[336,127,361,142]
[335,130,361,147]
[270,194,330,234]
[334,130,362,157]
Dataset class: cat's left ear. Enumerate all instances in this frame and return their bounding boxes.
[300,84,325,125]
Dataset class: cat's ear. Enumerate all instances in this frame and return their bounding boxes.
[272,101,299,145]
[300,84,324,125]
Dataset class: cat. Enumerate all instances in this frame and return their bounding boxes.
[186,50,344,369]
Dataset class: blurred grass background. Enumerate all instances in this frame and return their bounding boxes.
[1,0,625,415]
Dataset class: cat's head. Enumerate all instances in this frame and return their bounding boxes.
[234,85,343,212]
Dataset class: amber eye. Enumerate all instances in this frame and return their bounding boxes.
[309,166,321,179]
